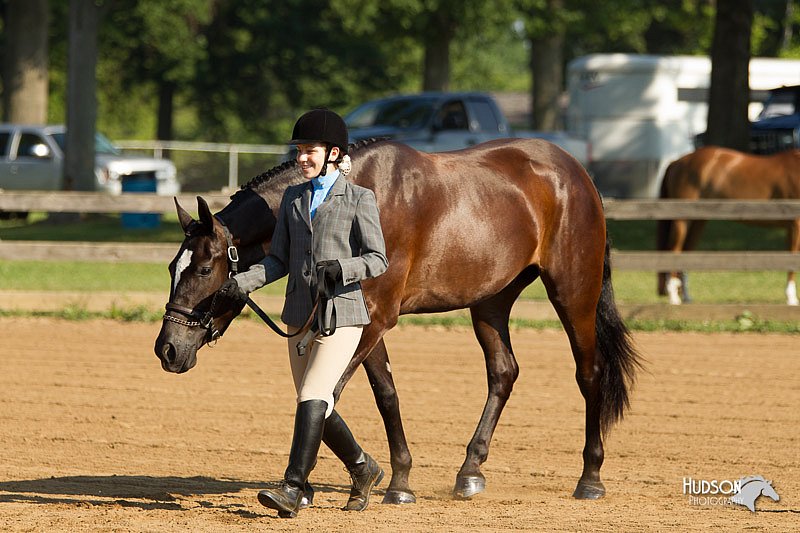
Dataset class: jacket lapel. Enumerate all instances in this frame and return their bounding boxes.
[292,182,313,231]
[313,176,347,220]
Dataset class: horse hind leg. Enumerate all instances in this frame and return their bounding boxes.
[664,219,688,304]
[541,240,640,500]
[786,219,800,306]
[360,339,416,504]
[665,219,705,304]
[453,268,537,499]
[543,278,607,498]
[679,220,706,303]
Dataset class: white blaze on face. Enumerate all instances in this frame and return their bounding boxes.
[173,249,193,293]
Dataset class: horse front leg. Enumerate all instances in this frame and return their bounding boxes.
[361,339,416,504]
[453,302,519,499]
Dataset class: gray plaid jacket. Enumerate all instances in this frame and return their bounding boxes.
[234,176,388,328]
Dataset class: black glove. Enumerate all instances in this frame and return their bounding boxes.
[316,260,342,297]
[216,277,248,307]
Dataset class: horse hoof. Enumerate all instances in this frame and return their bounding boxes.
[572,480,606,500]
[453,474,485,499]
[382,489,417,504]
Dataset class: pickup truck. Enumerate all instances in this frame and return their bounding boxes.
[748,84,800,154]
[0,124,180,219]
[694,84,800,154]
[345,92,590,167]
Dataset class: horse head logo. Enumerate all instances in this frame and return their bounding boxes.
[730,476,780,512]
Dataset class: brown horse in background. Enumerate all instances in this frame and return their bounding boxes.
[657,146,800,305]
[155,138,641,504]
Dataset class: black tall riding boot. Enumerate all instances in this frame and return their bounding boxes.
[258,399,327,518]
[323,409,384,511]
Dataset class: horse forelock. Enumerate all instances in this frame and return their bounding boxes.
[184,219,211,237]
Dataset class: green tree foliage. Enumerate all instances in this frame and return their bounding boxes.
[6,1,800,145]
[193,0,417,143]
[99,0,211,139]
[333,0,519,91]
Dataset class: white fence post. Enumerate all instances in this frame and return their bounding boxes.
[228,146,239,190]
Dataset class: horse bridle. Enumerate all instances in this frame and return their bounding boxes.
[162,217,241,343]
[162,216,317,343]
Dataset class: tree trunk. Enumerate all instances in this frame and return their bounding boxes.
[64,0,100,192]
[530,31,564,131]
[781,0,794,52]
[422,9,455,92]
[706,0,753,152]
[2,0,49,123]
[157,81,175,141]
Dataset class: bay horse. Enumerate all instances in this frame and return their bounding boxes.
[154,137,641,503]
[656,146,800,305]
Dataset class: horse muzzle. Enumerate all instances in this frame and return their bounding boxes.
[154,327,200,374]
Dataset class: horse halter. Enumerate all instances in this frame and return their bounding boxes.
[162,217,240,343]
[162,215,319,346]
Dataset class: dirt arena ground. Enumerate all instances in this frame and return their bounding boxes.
[0,317,797,532]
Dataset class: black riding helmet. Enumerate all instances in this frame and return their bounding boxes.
[290,109,349,177]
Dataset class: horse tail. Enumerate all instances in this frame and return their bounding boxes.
[596,234,643,435]
[656,161,676,295]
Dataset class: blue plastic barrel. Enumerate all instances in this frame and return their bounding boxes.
[121,176,161,229]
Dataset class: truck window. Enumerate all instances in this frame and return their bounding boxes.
[436,101,469,130]
[0,132,10,157]
[758,90,798,119]
[346,97,437,129]
[16,133,51,159]
[469,100,501,132]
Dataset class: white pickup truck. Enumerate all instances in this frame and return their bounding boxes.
[0,124,180,219]
[345,92,589,167]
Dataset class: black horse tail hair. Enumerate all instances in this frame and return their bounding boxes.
[656,162,675,295]
[596,233,643,435]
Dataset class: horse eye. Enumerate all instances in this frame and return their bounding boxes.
[199,266,213,276]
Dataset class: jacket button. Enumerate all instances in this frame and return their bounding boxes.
[306,250,311,255]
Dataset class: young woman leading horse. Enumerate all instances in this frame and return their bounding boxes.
[657,146,800,305]
[155,135,642,513]
[216,109,388,517]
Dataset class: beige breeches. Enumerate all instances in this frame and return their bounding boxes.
[287,325,364,417]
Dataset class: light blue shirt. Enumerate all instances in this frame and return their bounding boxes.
[310,169,339,220]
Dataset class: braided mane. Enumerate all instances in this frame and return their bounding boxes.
[239,137,389,191]
[239,159,297,191]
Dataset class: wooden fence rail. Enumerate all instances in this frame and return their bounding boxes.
[3,191,800,218]
[1,192,799,270]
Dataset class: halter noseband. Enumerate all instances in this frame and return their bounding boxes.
[162,216,240,342]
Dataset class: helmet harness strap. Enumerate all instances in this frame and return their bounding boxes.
[317,143,332,178]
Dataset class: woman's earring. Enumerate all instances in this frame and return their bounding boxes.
[339,154,352,176]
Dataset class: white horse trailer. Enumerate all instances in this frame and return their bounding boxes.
[566,54,800,198]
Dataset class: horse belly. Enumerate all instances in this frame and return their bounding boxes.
[399,229,537,314]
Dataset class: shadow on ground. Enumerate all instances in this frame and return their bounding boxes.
[0,475,352,514]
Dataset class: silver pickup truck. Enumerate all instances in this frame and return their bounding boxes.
[0,124,179,218]
[345,92,589,167]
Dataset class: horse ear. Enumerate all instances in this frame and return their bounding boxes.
[197,196,214,229]
[174,197,194,232]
